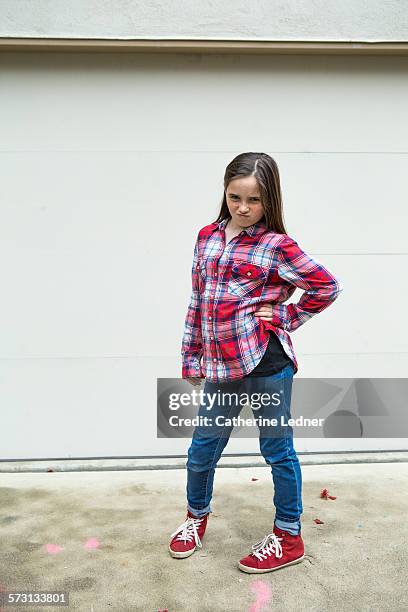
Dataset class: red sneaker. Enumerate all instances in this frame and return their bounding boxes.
[168,510,210,559]
[238,525,304,573]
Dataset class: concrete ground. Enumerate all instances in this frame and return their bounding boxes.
[0,452,408,612]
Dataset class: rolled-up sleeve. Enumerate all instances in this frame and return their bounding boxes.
[270,234,344,332]
[181,235,204,377]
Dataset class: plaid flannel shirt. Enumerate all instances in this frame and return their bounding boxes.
[181,217,343,382]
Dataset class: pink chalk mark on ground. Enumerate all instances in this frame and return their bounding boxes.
[249,580,272,612]
[84,538,100,549]
[45,544,64,555]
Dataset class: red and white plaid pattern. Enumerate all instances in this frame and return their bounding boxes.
[181,217,343,382]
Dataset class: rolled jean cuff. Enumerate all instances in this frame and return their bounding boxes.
[274,518,301,535]
[187,503,212,517]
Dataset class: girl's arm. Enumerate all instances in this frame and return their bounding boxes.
[181,236,204,378]
[270,234,343,333]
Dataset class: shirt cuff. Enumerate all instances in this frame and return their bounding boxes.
[182,354,204,378]
[270,303,290,331]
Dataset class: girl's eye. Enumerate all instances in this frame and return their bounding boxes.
[229,196,260,201]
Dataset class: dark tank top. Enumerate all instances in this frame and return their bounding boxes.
[247,330,293,377]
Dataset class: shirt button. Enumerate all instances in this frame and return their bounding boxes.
[196,265,200,269]
[247,271,252,276]
[210,336,214,340]
[213,358,217,362]
[209,316,212,320]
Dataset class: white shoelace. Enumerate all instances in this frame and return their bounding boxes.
[251,533,283,561]
[170,516,204,548]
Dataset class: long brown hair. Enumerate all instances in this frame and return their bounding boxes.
[215,152,288,234]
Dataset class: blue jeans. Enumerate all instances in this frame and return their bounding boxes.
[185,362,303,535]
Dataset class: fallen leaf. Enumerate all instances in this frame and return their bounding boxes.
[320,488,336,500]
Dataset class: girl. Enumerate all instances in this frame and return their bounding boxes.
[168,152,343,573]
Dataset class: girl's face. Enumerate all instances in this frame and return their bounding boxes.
[225,176,265,228]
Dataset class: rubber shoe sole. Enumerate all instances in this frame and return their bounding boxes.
[238,554,305,573]
[168,544,200,559]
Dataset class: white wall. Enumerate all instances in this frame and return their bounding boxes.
[0,51,407,458]
[0,0,407,42]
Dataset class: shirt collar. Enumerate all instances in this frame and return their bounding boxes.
[214,216,268,238]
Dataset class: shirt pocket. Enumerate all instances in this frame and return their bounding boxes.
[227,260,268,298]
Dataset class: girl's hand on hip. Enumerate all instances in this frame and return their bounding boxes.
[254,303,274,321]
